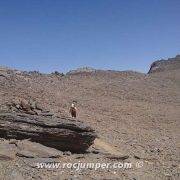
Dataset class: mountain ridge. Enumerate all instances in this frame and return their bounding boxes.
[1,55,180,76]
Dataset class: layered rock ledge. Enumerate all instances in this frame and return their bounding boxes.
[0,112,97,153]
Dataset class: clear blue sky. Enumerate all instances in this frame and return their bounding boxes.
[0,0,179,73]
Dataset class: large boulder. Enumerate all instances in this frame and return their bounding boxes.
[0,112,97,153]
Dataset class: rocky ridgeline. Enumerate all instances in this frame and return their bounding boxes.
[148,55,180,74]
[66,67,96,75]
[0,66,64,80]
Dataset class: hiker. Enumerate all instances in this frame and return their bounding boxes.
[69,102,77,118]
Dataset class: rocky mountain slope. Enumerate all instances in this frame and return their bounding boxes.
[148,55,180,73]
[0,55,180,179]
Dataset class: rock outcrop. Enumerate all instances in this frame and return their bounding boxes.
[148,55,180,73]
[0,112,97,153]
[66,67,96,75]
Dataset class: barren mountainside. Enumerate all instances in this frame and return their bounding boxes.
[0,56,180,179]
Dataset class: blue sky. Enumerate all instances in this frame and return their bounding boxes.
[0,0,179,73]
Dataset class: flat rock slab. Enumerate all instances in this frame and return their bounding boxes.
[0,112,97,152]
[16,140,63,158]
[0,141,17,161]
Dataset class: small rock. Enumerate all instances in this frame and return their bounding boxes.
[75,155,85,159]
[107,155,129,160]
[0,154,13,161]
[29,99,37,110]
[134,155,141,159]
[16,150,36,158]
[63,151,72,156]
[91,150,100,154]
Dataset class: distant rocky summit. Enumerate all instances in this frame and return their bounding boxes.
[66,67,96,75]
[148,55,180,73]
